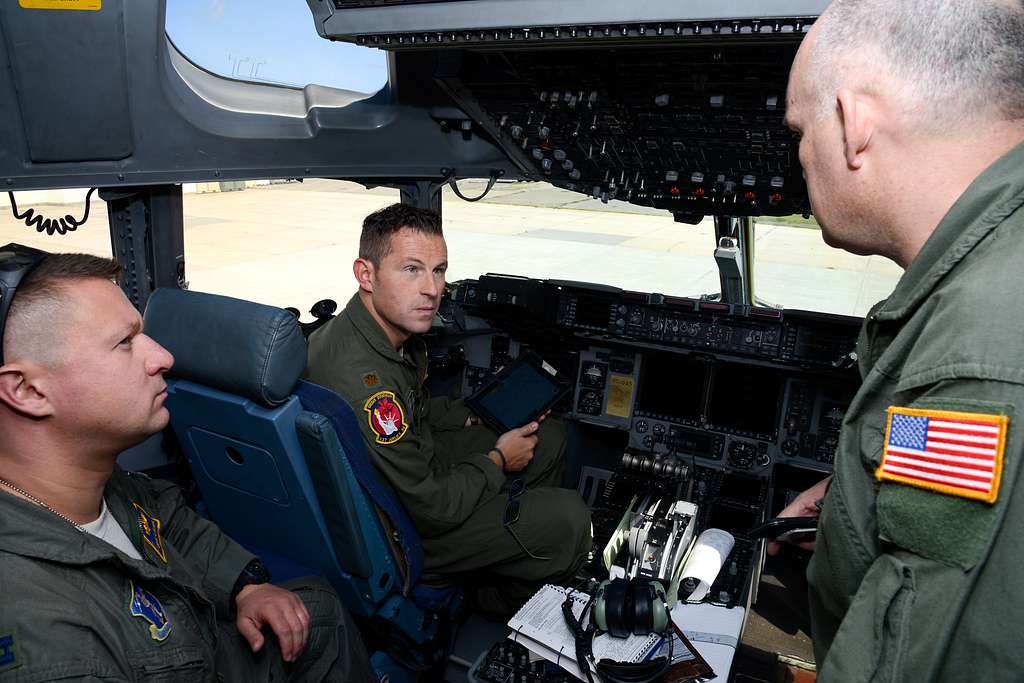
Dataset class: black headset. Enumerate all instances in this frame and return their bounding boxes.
[0,243,48,366]
[562,580,673,683]
[592,578,670,638]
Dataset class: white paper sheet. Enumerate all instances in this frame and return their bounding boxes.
[670,601,746,682]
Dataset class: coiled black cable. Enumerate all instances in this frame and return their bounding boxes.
[8,188,97,236]
[445,169,502,202]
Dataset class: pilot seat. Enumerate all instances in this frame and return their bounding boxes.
[143,287,460,682]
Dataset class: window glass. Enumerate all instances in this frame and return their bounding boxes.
[165,0,389,95]
[0,183,900,320]
[171,179,726,313]
[752,216,903,317]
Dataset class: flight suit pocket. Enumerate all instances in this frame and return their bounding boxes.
[130,645,209,681]
[820,555,915,683]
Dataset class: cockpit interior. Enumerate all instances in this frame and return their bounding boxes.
[0,1,866,680]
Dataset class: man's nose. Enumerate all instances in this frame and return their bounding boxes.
[142,334,174,374]
[422,272,439,297]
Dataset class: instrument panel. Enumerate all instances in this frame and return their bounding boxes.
[307,2,827,222]
[445,273,861,479]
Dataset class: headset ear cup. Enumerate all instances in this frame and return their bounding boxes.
[604,578,632,638]
[631,580,653,635]
[592,580,610,632]
[651,581,669,633]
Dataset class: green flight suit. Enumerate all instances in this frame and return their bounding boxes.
[0,469,374,682]
[809,140,1024,681]
[306,294,591,612]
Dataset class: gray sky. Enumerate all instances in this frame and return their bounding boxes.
[166,0,389,94]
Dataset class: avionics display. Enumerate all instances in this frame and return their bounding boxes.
[717,473,764,502]
[794,326,851,365]
[670,427,713,457]
[707,364,783,437]
[572,293,615,329]
[636,353,707,422]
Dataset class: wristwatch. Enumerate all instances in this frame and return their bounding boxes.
[230,558,271,602]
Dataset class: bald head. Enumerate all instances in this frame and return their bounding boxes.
[805,0,1024,131]
[3,254,122,368]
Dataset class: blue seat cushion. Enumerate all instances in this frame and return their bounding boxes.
[294,380,424,588]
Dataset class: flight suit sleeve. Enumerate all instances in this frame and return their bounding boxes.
[148,478,256,619]
[356,385,505,537]
[817,377,1024,682]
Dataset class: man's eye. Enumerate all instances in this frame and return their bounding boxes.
[119,337,133,347]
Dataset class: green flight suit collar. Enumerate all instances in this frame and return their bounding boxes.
[344,293,427,372]
[875,139,1024,324]
[0,472,162,575]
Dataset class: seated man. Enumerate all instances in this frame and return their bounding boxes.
[306,204,591,615]
[0,245,374,682]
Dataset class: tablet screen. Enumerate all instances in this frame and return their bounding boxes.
[472,358,565,431]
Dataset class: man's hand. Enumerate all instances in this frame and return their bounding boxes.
[235,583,311,662]
[766,475,832,556]
[491,422,540,472]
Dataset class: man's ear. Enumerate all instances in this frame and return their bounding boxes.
[0,364,55,418]
[836,88,876,170]
[353,258,375,293]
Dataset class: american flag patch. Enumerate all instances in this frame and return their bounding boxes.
[877,407,1008,503]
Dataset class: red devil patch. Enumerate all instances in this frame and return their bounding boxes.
[364,391,408,445]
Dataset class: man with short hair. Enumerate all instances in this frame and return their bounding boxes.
[0,244,374,682]
[306,203,591,616]
[771,0,1024,678]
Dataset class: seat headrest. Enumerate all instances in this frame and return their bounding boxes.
[144,288,306,407]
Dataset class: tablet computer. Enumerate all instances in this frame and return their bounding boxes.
[465,351,570,433]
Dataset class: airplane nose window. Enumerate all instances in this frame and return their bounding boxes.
[165,0,388,95]
[750,216,902,316]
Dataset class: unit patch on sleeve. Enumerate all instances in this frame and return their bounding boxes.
[877,406,1008,504]
[364,390,409,445]
[132,502,167,563]
[0,630,20,673]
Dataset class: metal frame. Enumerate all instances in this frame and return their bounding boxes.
[310,0,830,38]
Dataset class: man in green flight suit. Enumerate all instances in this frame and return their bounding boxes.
[768,0,1024,679]
[0,246,374,681]
[306,203,592,616]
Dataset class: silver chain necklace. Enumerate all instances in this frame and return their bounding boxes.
[0,476,85,533]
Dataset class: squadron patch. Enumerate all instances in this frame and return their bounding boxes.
[132,502,167,563]
[364,390,408,445]
[362,372,380,388]
[0,630,20,673]
[877,406,1008,504]
[128,581,173,641]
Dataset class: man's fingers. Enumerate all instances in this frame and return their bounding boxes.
[269,606,307,661]
[234,585,313,663]
[766,540,780,556]
[518,421,540,435]
[296,607,310,653]
[237,617,265,653]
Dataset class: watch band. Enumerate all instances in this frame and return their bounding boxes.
[230,558,271,602]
